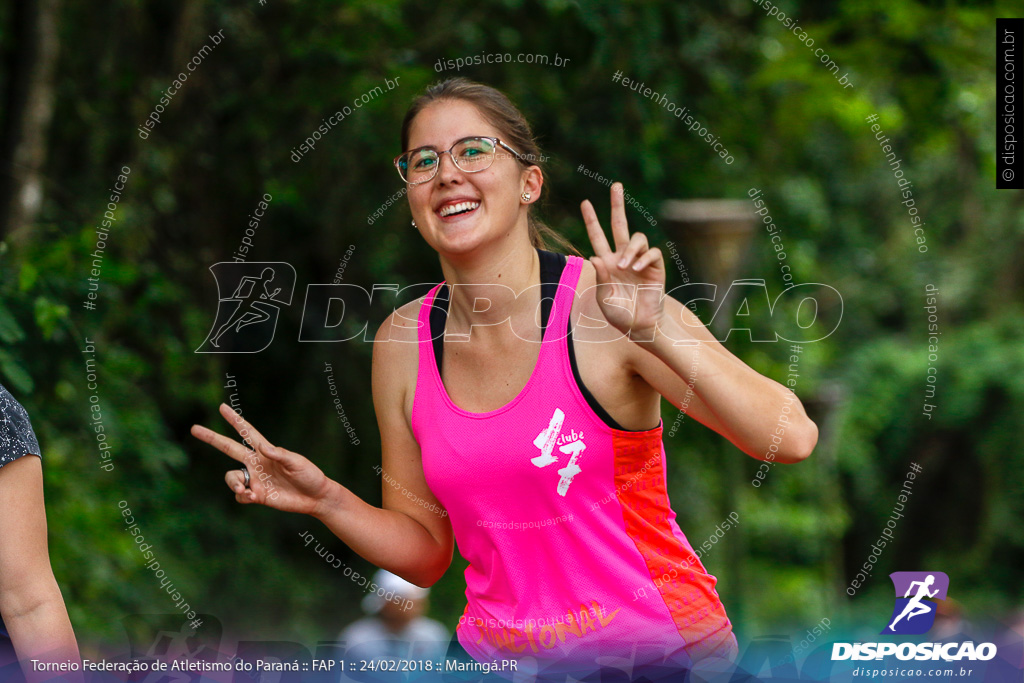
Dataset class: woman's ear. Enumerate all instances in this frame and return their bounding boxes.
[521,165,543,203]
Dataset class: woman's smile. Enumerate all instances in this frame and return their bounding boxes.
[434,196,482,222]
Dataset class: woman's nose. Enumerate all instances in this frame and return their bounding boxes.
[436,151,462,184]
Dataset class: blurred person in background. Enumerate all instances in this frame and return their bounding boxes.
[337,569,448,664]
[0,383,82,683]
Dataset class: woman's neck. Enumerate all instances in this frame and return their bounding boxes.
[439,235,540,333]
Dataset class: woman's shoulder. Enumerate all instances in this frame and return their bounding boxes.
[0,383,42,468]
[371,294,431,383]
[374,295,430,346]
[371,296,432,425]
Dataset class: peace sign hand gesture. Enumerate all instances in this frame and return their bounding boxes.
[581,182,667,342]
[191,403,332,517]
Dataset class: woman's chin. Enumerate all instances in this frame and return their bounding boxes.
[430,218,493,254]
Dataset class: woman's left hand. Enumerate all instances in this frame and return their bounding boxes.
[581,182,667,341]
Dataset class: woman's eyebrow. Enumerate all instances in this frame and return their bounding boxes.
[406,142,439,153]
[407,136,479,152]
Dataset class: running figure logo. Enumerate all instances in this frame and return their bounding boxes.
[532,408,586,496]
[196,263,295,353]
[881,571,949,635]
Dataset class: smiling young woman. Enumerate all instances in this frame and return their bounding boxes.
[192,77,819,679]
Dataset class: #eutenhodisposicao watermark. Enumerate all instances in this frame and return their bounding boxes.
[846,462,923,596]
[613,70,735,165]
[576,163,657,226]
[118,500,203,629]
[82,165,131,311]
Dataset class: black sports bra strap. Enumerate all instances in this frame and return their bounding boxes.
[537,248,565,335]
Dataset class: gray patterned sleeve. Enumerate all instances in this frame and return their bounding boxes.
[0,382,42,468]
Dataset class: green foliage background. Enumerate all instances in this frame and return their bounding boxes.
[0,0,1021,653]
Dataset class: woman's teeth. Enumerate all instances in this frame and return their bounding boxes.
[439,201,480,217]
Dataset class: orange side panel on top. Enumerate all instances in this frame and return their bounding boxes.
[612,432,736,662]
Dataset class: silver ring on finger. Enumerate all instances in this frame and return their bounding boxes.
[240,465,251,489]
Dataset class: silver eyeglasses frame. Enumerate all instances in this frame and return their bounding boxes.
[393,136,526,185]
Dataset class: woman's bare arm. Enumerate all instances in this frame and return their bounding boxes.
[580,182,818,463]
[190,302,454,587]
[313,304,454,586]
[0,454,82,683]
[629,293,818,463]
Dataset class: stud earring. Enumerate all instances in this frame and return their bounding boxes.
[521,192,531,202]
[411,219,418,229]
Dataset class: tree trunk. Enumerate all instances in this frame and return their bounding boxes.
[0,0,61,245]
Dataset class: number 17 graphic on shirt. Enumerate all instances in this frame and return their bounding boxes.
[532,408,587,496]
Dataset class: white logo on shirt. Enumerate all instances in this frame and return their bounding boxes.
[532,408,586,496]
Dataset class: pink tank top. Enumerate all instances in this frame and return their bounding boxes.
[411,255,737,675]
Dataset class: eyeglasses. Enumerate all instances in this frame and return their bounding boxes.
[393,136,525,185]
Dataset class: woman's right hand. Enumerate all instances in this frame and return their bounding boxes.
[191,403,332,517]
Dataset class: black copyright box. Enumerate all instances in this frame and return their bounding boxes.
[997,18,1023,189]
